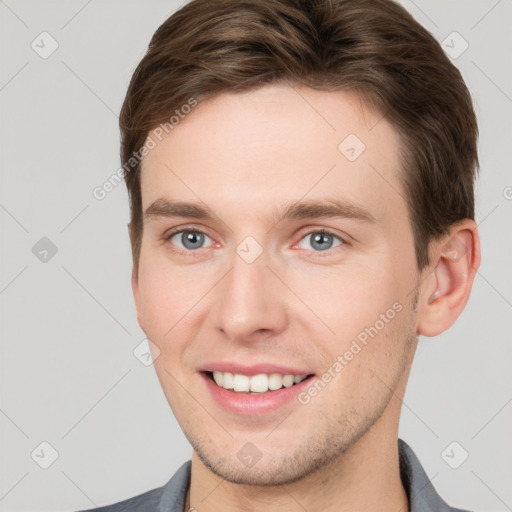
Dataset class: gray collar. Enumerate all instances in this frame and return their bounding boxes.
[397,439,470,511]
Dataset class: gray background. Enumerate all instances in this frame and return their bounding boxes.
[1,1,511,511]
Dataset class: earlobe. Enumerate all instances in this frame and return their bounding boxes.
[417,220,481,337]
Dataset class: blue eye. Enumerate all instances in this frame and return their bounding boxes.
[165,228,345,255]
[168,230,213,251]
[299,231,343,251]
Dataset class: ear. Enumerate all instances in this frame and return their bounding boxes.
[417,219,481,337]
[128,223,144,332]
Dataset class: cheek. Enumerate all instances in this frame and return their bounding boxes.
[136,251,220,347]
[288,256,415,386]
[137,256,187,339]
[312,301,414,416]
[289,260,402,338]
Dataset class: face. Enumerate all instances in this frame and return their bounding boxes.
[133,83,422,485]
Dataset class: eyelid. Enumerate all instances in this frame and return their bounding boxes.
[164,225,211,238]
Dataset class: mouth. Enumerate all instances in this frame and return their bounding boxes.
[199,365,315,414]
[205,370,315,394]
[198,362,317,415]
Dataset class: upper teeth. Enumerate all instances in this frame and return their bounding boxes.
[212,371,308,393]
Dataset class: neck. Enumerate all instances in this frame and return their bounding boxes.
[185,401,409,512]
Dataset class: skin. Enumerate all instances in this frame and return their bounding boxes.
[131,82,480,512]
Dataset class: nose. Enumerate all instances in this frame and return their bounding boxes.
[212,248,289,343]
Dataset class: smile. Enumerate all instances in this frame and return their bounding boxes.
[209,371,310,394]
[199,364,315,419]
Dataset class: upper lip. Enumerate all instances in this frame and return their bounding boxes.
[199,362,314,376]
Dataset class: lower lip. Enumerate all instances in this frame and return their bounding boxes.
[201,372,315,415]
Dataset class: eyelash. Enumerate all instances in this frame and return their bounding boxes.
[162,225,347,257]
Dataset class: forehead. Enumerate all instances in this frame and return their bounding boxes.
[139,83,406,227]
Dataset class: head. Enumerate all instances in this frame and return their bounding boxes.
[120,0,480,485]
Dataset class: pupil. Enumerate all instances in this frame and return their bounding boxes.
[183,231,204,249]
[312,233,332,251]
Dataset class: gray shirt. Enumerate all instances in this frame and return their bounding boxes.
[77,439,472,512]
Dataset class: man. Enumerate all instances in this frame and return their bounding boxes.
[80,0,480,510]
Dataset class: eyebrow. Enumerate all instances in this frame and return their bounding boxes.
[143,197,376,224]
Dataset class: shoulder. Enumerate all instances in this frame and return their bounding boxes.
[74,460,192,512]
[75,485,164,512]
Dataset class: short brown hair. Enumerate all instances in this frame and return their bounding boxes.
[120,0,478,272]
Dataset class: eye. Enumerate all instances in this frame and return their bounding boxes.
[167,229,214,251]
[298,230,344,252]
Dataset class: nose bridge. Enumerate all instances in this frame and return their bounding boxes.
[213,241,287,340]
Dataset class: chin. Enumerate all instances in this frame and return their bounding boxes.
[192,438,346,487]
